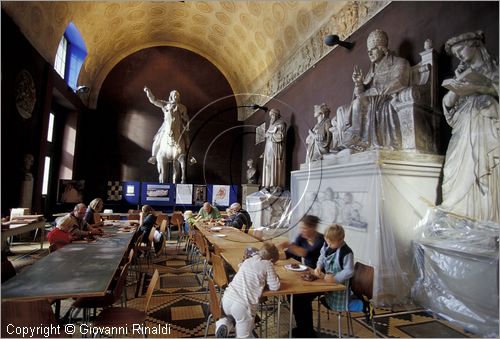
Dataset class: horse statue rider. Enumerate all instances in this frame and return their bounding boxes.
[144,86,189,183]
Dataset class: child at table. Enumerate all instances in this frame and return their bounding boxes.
[314,224,354,312]
[215,242,281,338]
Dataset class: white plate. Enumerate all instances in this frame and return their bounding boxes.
[212,234,227,237]
[210,226,222,231]
[284,264,308,272]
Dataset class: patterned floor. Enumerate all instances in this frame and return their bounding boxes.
[6,241,480,338]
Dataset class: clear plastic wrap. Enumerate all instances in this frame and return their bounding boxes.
[412,208,499,337]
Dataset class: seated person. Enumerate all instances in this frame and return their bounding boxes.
[277,215,325,337]
[314,224,354,311]
[47,216,75,250]
[224,202,252,233]
[198,202,221,220]
[56,203,103,241]
[138,205,164,254]
[84,198,104,228]
[215,242,280,338]
[183,210,195,234]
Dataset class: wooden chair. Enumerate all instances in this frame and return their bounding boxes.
[92,269,160,336]
[317,262,376,337]
[350,262,377,336]
[155,213,168,228]
[1,299,66,338]
[204,278,224,338]
[207,254,229,298]
[317,280,352,338]
[127,214,140,221]
[107,214,121,221]
[71,262,131,322]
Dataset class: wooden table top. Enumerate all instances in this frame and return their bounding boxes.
[220,247,345,296]
[1,223,136,301]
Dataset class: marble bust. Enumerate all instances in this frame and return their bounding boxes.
[246,159,258,184]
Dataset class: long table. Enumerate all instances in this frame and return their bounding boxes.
[1,222,135,301]
[195,221,345,337]
[1,220,46,250]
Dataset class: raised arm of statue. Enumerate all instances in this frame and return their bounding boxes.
[144,86,165,108]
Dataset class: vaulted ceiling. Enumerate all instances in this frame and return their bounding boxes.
[2,1,349,109]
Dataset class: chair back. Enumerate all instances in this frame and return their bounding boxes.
[127,248,135,265]
[170,212,184,229]
[194,231,206,255]
[128,214,140,221]
[144,269,160,314]
[155,213,168,227]
[211,254,228,289]
[159,219,168,234]
[147,227,155,244]
[207,278,222,320]
[350,262,374,300]
[1,299,64,338]
[112,262,130,303]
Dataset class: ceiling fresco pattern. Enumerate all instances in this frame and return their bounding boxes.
[2,1,386,117]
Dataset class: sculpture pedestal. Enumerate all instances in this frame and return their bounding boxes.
[292,150,444,305]
[246,189,291,229]
[241,184,260,210]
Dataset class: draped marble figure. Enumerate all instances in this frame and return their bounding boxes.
[306,103,332,162]
[440,31,499,222]
[335,29,410,151]
[262,108,287,189]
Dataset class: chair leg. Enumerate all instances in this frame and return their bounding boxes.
[338,312,342,338]
[204,314,212,338]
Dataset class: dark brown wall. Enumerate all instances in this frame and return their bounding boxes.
[242,1,499,189]
[1,12,52,216]
[77,46,240,202]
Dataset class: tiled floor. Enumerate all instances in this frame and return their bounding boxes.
[5,240,479,338]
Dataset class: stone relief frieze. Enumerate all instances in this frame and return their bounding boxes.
[240,1,389,120]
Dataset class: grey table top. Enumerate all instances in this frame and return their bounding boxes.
[1,227,135,301]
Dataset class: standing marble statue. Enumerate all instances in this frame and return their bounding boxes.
[440,31,499,222]
[306,103,332,162]
[144,87,189,183]
[262,108,287,190]
[335,29,410,151]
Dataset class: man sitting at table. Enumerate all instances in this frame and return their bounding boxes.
[215,242,281,338]
[47,216,74,250]
[198,202,221,220]
[225,202,252,233]
[55,203,103,241]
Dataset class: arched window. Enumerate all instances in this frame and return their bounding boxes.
[54,22,87,91]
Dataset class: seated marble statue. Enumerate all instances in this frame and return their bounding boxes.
[439,31,499,223]
[306,103,332,162]
[335,29,411,151]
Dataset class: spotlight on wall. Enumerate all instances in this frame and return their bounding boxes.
[76,85,90,94]
[324,35,354,49]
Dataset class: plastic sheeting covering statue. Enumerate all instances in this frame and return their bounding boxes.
[440,31,499,223]
[144,87,189,183]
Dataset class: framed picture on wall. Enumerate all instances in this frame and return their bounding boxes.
[255,122,266,145]
[58,179,85,203]
[193,185,207,206]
